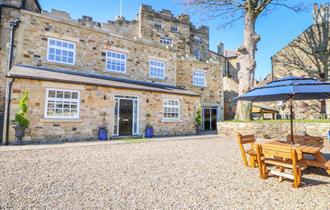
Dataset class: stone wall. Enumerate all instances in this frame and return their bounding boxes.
[271,17,330,119]
[223,77,238,120]
[15,10,178,86]
[8,78,200,143]
[176,60,223,105]
[217,121,330,140]
[223,55,239,120]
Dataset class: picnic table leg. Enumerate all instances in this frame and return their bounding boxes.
[313,152,330,175]
[249,155,257,168]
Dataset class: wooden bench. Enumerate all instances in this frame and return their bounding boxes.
[255,143,307,188]
[286,135,324,147]
[236,133,257,168]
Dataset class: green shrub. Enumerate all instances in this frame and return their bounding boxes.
[195,105,202,126]
[15,90,29,128]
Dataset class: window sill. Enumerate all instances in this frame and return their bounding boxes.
[43,60,76,68]
[161,119,182,123]
[40,118,83,123]
[193,85,207,88]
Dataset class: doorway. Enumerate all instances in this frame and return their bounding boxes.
[202,107,218,131]
[113,96,139,136]
[118,99,133,136]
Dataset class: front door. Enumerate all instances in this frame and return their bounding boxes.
[203,107,218,131]
[119,99,133,136]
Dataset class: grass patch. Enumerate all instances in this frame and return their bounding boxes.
[224,119,330,123]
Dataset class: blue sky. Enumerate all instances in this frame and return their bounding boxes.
[39,0,328,80]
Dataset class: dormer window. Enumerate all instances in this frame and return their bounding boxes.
[153,21,162,29]
[171,25,178,33]
[193,35,201,43]
[160,36,172,45]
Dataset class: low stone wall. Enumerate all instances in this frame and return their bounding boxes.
[217,121,330,140]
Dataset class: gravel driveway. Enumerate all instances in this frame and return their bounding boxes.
[0,137,329,209]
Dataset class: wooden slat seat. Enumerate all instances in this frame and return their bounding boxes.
[263,158,307,170]
[236,133,257,168]
[256,143,306,188]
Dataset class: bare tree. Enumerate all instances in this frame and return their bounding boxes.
[182,0,307,120]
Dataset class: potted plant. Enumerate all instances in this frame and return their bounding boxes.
[145,113,153,138]
[14,90,29,145]
[195,105,202,134]
[98,112,108,141]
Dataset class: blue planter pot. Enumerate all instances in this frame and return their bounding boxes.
[98,127,108,141]
[145,127,153,138]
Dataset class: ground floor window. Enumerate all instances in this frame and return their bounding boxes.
[44,89,80,119]
[163,99,180,120]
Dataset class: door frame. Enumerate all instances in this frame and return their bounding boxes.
[113,95,139,136]
[202,106,219,130]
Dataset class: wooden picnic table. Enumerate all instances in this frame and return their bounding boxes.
[266,140,330,175]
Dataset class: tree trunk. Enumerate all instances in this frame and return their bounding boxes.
[235,12,260,121]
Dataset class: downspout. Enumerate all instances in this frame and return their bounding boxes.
[3,20,20,145]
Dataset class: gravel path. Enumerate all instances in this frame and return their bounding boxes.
[0,137,329,209]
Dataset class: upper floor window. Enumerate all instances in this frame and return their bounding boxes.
[171,25,178,33]
[193,48,202,60]
[106,50,127,73]
[193,71,206,87]
[45,89,80,119]
[47,38,76,65]
[193,35,201,43]
[153,21,162,29]
[160,36,172,45]
[149,59,165,79]
[163,99,180,120]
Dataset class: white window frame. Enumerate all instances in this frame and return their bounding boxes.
[193,70,207,87]
[105,50,127,73]
[149,59,165,79]
[163,99,180,120]
[44,88,80,119]
[47,37,76,65]
[160,36,173,45]
[153,20,162,29]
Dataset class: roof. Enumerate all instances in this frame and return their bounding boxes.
[251,106,278,114]
[224,50,237,58]
[8,65,200,97]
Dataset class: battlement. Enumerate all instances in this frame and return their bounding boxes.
[42,9,137,31]
[140,4,190,23]
[191,25,209,34]
[313,3,330,24]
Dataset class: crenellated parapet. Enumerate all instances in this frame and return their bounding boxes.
[140,4,190,24]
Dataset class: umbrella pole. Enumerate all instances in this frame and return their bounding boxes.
[289,98,294,144]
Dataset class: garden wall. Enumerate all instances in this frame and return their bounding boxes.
[217,121,330,140]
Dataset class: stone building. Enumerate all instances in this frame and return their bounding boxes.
[221,49,239,120]
[0,0,224,143]
[271,3,330,119]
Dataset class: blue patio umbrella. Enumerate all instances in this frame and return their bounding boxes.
[237,76,330,143]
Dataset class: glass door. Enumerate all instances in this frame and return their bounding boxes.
[203,107,218,131]
[113,96,139,136]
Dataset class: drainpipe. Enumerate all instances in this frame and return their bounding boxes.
[2,20,20,145]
